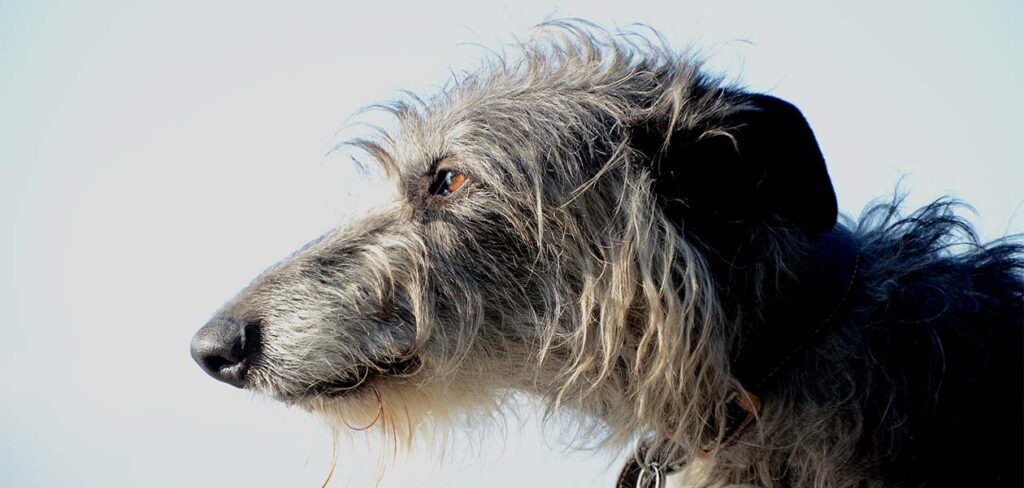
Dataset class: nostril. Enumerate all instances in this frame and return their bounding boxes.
[190,317,260,388]
[202,354,235,373]
[241,319,261,359]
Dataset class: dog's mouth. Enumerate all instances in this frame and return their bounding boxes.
[304,356,421,398]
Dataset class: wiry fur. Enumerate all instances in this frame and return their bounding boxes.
[693,199,1024,487]
[201,22,1024,487]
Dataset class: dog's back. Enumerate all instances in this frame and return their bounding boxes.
[856,202,1024,486]
[764,201,1024,487]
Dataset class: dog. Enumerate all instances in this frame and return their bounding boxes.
[190,22,1023,487]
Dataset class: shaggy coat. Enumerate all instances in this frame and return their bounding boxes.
[191,22,1024,487]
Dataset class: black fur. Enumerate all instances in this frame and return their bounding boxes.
[643,93,1024,486]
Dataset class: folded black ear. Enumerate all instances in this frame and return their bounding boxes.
[647,93,838,235]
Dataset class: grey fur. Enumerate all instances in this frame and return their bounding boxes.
[198,21,1024,487]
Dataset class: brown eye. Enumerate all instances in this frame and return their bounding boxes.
[428,169,468,197]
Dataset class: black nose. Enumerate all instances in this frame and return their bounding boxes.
[190,318,258,388]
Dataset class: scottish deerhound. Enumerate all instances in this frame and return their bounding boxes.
[190,22,1023,487]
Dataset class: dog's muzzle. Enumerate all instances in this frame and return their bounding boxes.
[190,317,260,388]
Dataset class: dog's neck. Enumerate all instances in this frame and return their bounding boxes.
[617,225,861,488]
[730,224,861,393]
[688,221,862,392]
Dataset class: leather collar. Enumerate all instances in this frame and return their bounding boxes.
[731,224,861,392]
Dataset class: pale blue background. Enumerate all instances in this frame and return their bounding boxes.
[2,1,1021,487]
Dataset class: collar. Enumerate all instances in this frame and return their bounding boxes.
[731,224,861,392]
[617,225,861,487]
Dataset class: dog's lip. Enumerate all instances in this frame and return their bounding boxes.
[231,359,253,388]
[312,365,375,395]
[307,356,420,397]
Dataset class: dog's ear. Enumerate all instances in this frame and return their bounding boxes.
[645,93,837,235]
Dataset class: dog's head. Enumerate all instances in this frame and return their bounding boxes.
[190,23,836,447]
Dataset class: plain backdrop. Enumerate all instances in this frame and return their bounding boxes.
[2,1,1021,487]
